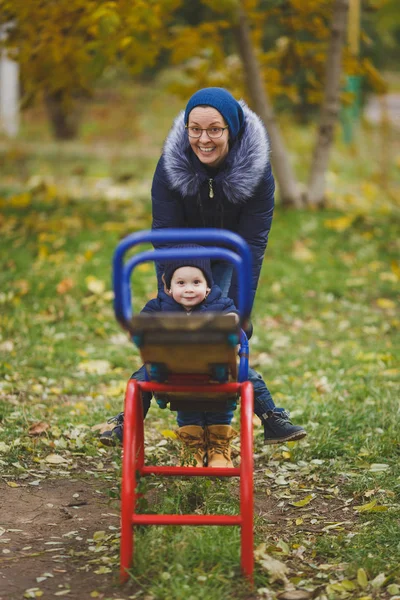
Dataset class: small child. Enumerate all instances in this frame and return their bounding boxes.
[101,248,306,460]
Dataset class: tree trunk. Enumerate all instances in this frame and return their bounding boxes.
[44,90,82,140]
[233,3,303,208]
[0,48,19,137]
[307,0,349,205]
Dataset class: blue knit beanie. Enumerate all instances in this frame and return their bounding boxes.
[184,87,244,140]
[164,245,213,289]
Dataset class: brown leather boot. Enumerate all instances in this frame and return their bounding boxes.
[206,425,238,468]
[176,425,207,467]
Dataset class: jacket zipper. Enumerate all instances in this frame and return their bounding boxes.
[208,178,214,199]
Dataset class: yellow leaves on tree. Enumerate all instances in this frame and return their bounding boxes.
[0,0,183,123]
[168,0,385,116]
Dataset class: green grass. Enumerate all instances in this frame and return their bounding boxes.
[0,83,400,599]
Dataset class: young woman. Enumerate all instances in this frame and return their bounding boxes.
[150,87,306,444]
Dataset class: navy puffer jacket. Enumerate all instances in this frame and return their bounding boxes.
[141,284,238,315]
[151,101,275,310]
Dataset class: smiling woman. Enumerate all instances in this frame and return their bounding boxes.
[147,86,307,446]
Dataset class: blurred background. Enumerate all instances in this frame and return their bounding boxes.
[0,0,398,211]
[0,6,399,596]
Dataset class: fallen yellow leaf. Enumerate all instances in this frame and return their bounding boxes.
[357,568,368,588]
[44,454,68,465]
[137,263,152,272]
[376,298,396,310]
[0,442,11,453]
[369,463,390,472]
[290,494,315,508]
[86,276,105,295]
[78,360,111,375]
[324,215,356,232]
[291,240,315,262]
[9,192,31,208]
[94,566,112,574]
[354,499,388,512]
[161,429,177,439]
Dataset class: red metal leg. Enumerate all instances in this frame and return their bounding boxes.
[240,381,254,581]
[120,379,141,583]
[119,379,254,584]
[136,386,145,470]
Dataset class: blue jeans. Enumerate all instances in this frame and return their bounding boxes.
[128,366,233,425]
[130,363,276,425]
[211,261,233,297]
[212,262,277,421]
[177,410,233,427]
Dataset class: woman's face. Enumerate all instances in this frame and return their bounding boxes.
[187,106,229,168]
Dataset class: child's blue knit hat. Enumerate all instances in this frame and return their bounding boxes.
[164,245,213,289]
[184,87,244,140]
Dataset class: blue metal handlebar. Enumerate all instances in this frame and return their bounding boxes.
[113,228,252,330]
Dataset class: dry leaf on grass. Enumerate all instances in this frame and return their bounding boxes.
[290,494,316,508]
[91,422,111,434]
[78,360,111,375]
[255,544,290,584]
[56,278,74,295]
[277,591,312,600]
[28,421,50,436]
[44,454,68,465]
[86,276,105,295]
[354,499,388,513]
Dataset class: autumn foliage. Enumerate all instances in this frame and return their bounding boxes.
[0,0,180,137]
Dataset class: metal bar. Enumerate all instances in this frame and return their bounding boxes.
[124,247,249,321]
[239,380,254,581]
[138,381,240,394]
[238,329,249,383]
[140,466,240,477]
[120,379,140,583]
[135,381,145,470]
[132,514,241,526]
[113,228,252,328]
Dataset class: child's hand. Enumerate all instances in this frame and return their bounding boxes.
[226,312,240,324]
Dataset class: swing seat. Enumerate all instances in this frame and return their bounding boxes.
[130,312,239,411]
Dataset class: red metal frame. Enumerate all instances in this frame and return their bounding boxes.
[120,379,254,583]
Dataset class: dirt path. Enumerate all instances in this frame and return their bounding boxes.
[0,478,138,600]
[0,467,359,600]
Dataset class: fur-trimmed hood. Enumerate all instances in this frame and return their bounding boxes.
[162,101,270,204]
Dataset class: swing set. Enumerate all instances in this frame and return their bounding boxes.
[112,228,255,582]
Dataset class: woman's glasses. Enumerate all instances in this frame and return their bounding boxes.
[185,126,228,139]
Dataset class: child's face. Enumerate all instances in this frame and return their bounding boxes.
[168,266,210,311]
